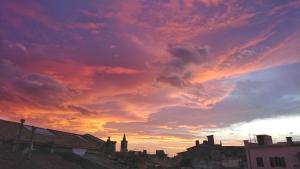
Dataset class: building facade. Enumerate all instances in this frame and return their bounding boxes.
[244,135,300,169]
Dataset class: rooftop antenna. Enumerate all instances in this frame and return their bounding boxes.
[248,134,252,143]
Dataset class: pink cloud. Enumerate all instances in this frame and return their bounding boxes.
[66,22,104,30]
[200,0,222,7]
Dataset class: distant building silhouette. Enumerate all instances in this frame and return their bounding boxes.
[120,133,128,152]
[177,135,246,169]
[156,150,167,159]
[105,136,116,155]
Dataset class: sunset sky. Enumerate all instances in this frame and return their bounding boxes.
[1,0,300,156]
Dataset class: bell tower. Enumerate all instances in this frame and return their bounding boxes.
[120,133,128,152]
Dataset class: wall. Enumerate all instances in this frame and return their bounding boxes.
[246,145,300,169]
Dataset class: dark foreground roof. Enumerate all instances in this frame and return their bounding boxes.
[0,119,105,149]
[0,150,83,169]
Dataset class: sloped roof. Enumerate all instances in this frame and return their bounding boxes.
[0,119,104,149]
[83,134,106,146]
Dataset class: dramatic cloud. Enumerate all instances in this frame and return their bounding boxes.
[0,0,300,155]
[105,63,300,144]
[0,60,75,107]
[168,45,210,68]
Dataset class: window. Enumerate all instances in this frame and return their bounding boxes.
[280,157,286,168]
[270,157,275,167]
[269,157,286,168]
[256,157,264,167]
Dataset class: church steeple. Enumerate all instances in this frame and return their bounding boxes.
[122,133,126,141]
[120,133,128,152]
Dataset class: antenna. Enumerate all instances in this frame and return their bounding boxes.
[248,134,252,143]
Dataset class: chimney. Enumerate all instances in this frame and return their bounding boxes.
[256,135,273,145]
[207,135,214,146]
[243,140,249,147]
[195,140,200,146]
[286,137,293,145]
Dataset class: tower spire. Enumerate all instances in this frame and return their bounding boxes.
[123,133,126,141]
[121,133,128,152]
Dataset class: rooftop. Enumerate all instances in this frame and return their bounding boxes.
[0,119,105,149]
[244,134,300,149]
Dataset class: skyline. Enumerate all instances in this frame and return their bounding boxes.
[1,0,300,155]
